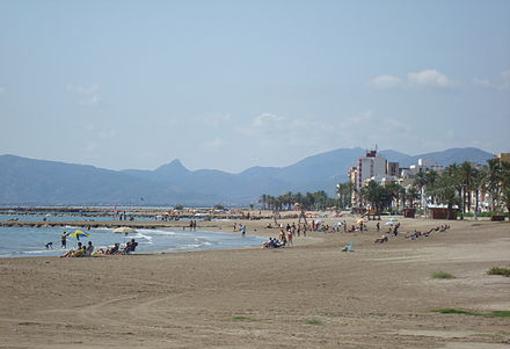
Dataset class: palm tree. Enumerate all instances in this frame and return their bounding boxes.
[336,182,352,209]
[361,180,392,215]
[445,164,465,217]
[500,161,510,214]
[471,166,486,215]
[459,162,476,212]
[486,158,504,212]
[259,194,268,210]
[427,171,460,220]
[413,171,428,209]
[406,187,419,208]
[385,182,404,211]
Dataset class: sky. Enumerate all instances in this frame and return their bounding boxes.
[0,0,509,173]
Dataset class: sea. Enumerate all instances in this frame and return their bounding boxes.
[0,225,265,258]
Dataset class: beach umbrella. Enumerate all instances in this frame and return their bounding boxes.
[113,226,137,234]
[68,229,89,239]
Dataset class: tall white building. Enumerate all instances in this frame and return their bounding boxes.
[348,149,391,208]
[354,150,387,191]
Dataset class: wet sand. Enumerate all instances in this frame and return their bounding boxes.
[0,217,509,348]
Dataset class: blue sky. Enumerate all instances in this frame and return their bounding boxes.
[0,0,509,172]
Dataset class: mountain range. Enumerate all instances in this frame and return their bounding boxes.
[0,147,494,206]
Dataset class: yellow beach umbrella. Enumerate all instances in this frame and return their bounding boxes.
[68,229,89,239]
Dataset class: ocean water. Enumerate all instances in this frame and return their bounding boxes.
[0,226,264,258]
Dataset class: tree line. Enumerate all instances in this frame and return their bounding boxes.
[258,191,337,211]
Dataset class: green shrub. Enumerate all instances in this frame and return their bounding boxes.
[432,271,456,279]
[232,315,255,322]
[304,318,323,325]
[487,267,510,277]
[433,308,510,318]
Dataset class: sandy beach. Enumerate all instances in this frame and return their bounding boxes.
[0,217,509,348]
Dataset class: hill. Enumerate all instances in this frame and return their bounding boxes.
[0,147,494,205]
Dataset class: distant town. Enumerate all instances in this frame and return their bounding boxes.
[342,149,510,219]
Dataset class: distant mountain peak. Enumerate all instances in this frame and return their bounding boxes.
[155,159,189,174]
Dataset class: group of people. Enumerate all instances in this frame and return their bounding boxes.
[374,222,401,244]
[185,220,198,231]
[406,224,450,240]
[261,237,285,248]
[60,238,139,258]
[116,211,134,221]
[262,223,298,248]
[61,241,95,257]
[373,223,451,244]
[93,239,139,256]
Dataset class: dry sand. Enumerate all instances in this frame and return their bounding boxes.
[0,217,509,348]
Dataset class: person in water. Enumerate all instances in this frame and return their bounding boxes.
[61,232,67,248]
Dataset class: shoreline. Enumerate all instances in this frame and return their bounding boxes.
[0,225,278,260]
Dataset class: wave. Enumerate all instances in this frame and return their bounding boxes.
[141,229,176,236]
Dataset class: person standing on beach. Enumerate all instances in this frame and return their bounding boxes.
[287,229,293,246]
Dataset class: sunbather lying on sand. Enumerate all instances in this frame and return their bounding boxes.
[374,234,388,244]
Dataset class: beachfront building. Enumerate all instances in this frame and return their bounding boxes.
[349,150,399,208]
[386,162,400,177]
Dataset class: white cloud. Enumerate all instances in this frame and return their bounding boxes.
[369,75,403,89]
[66,83,102,106]
[370,69,454,89]
[252,113,285,127]
[238,110,417,157]
[474,69,510,90]
[407,69,452,88]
